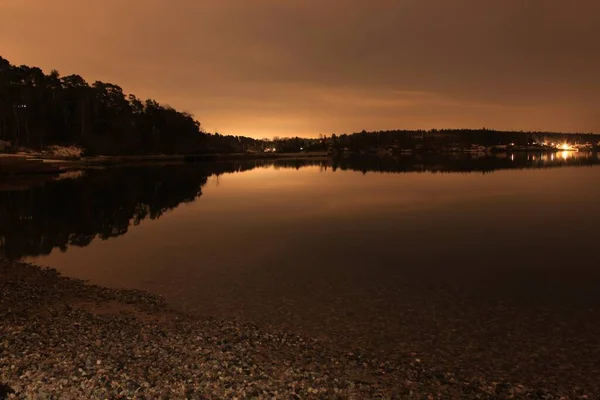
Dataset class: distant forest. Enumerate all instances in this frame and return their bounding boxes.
[324,129,600,154]
[1,56,599,156]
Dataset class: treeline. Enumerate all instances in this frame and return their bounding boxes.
[0,56,266,155]
[261,129,600,154]
[269,136,327,153]
[326,129,600,152]
[2,56,599,156]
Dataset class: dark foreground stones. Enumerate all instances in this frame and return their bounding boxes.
[0,383,16,399]
[0,261,593,399]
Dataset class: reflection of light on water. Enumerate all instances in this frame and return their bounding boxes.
[560,151,570,160]
[551,153,555,161]
[510,154,514,161]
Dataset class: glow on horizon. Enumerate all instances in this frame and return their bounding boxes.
[2,1,599,138]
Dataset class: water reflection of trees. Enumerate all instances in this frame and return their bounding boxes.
[1,154,598,259]
[329,152,600,174]
[0,161,299,260]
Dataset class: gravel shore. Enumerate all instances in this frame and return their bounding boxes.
[0,261,593,399]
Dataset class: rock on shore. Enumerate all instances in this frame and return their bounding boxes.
[0,261,588,399]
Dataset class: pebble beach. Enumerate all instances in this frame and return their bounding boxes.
[0,260,597,399]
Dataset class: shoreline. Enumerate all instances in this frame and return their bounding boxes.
[0,152,329,177]
[0,261,588,399]
[2,148,597,177]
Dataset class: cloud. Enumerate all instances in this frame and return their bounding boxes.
[1,0,599,136]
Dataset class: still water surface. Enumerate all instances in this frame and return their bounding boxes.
[3,154,600,385]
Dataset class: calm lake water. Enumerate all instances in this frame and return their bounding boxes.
[3,153,600,386]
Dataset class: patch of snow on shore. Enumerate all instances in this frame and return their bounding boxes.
[55,170,86,181]
[44,145,84,158]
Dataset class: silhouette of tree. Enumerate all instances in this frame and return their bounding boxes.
[0,55,272,155]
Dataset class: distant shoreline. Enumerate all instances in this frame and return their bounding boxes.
[2,145,598,177]
[0,152,329,177]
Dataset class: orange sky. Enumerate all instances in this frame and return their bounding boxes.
[1,0,599,138]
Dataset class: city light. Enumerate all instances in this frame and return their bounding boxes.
[557,142,576,151]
